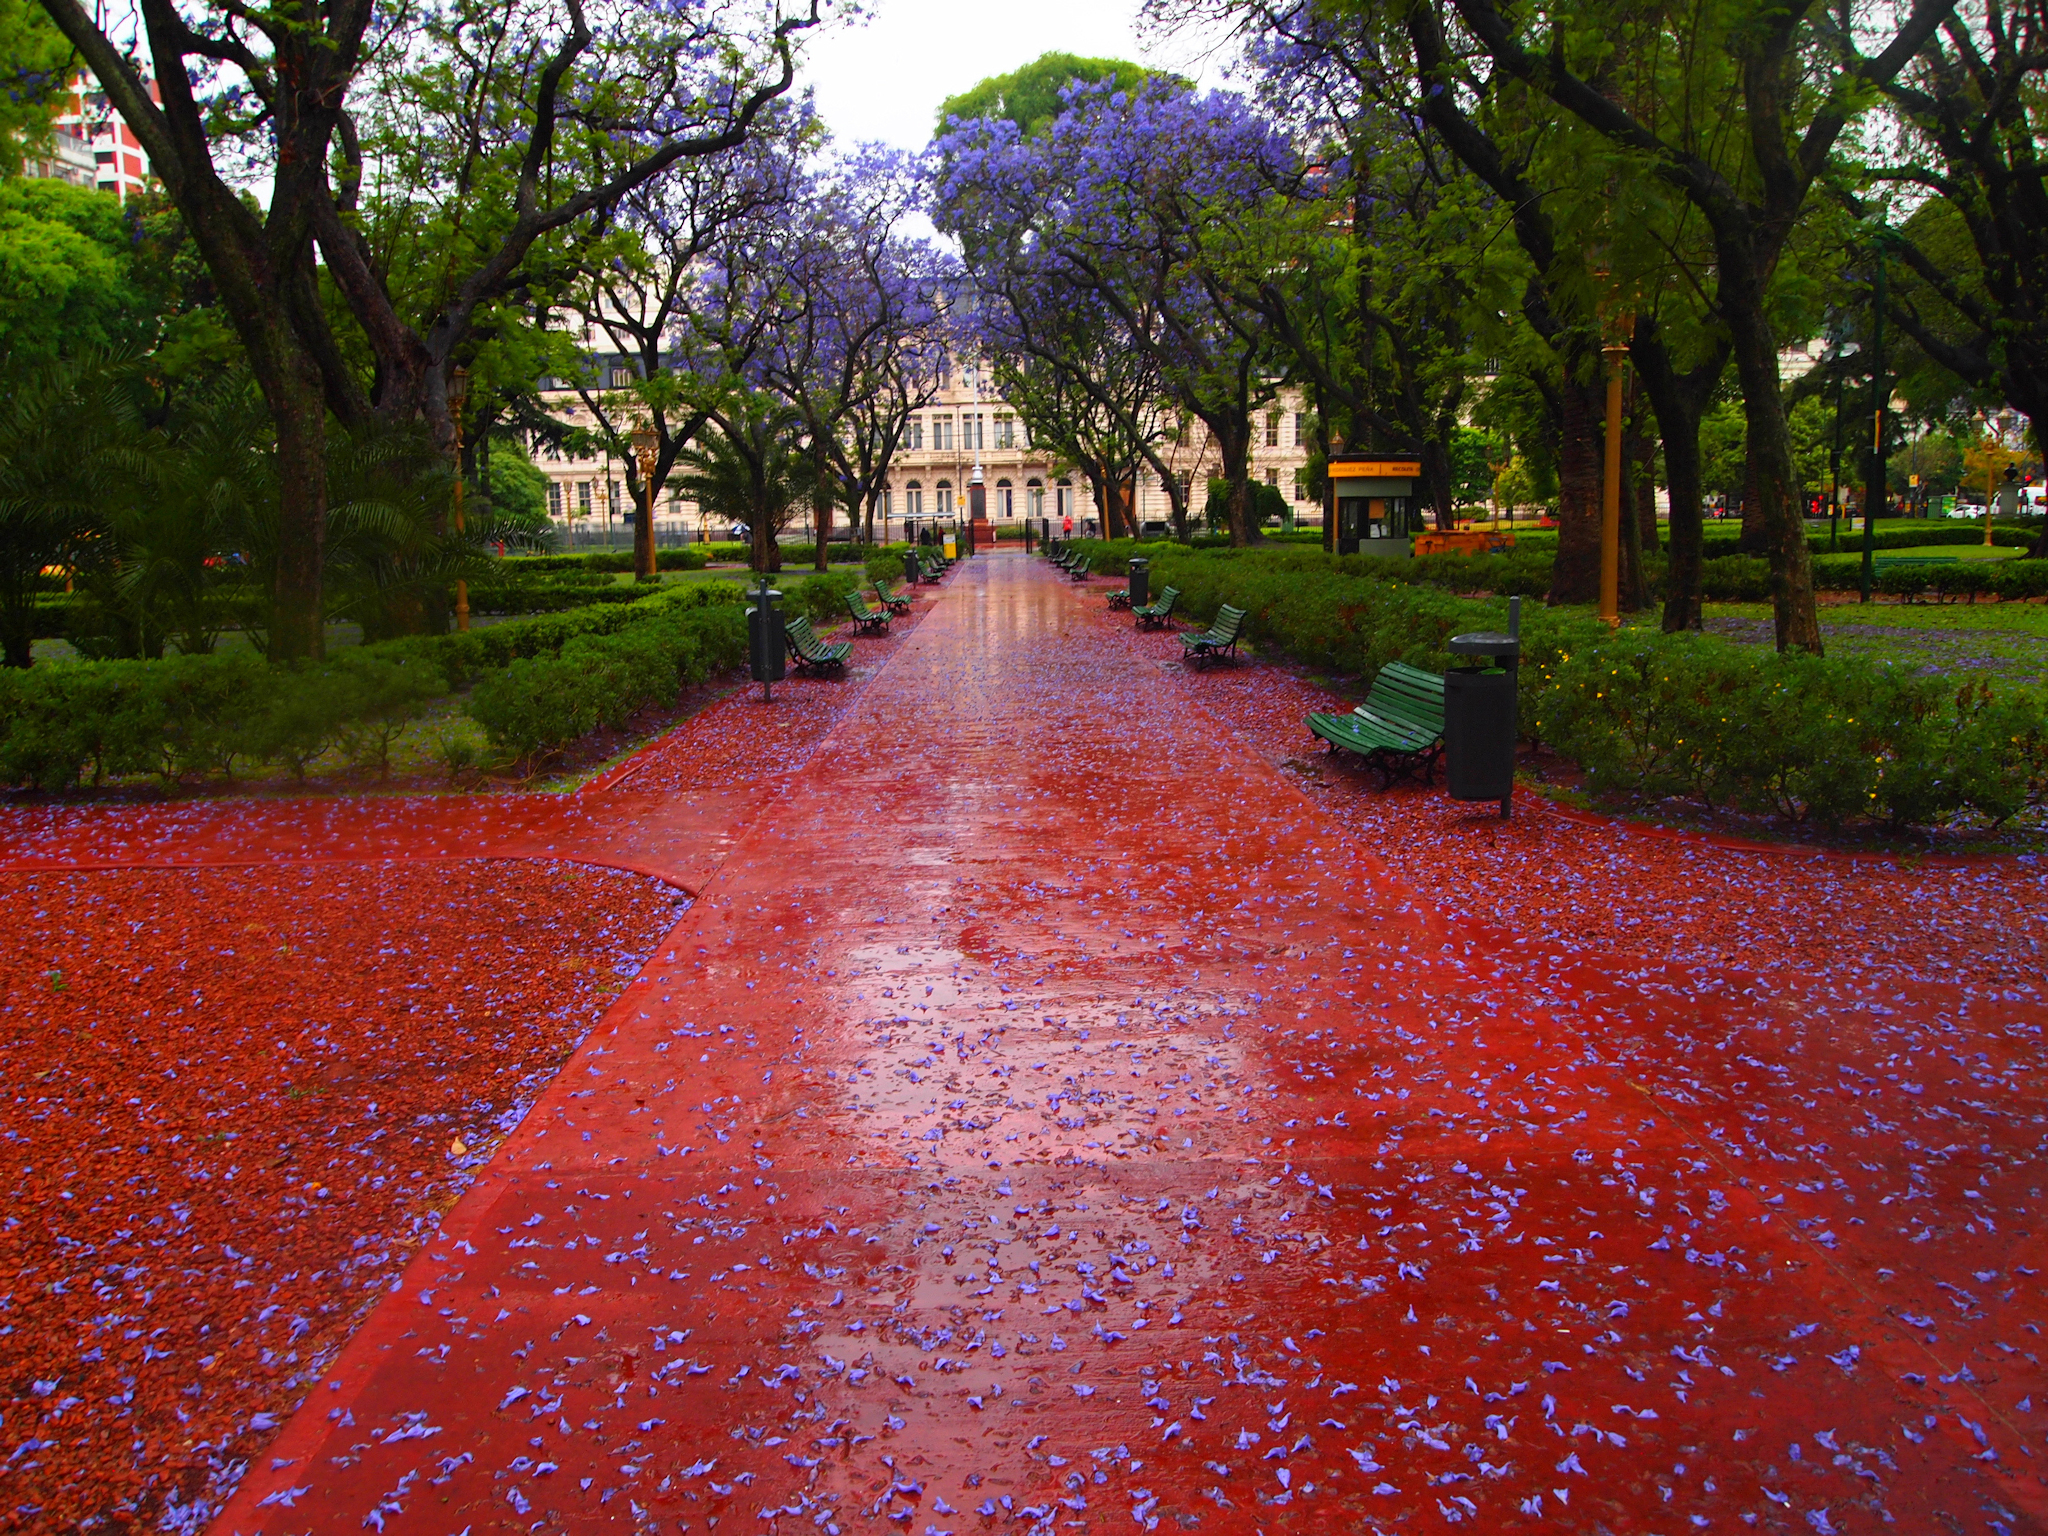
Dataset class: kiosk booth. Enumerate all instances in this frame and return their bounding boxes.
[1329,456,1422,557]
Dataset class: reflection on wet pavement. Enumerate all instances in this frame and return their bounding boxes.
[213,553,2044,1535]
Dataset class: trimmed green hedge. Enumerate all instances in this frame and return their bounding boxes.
[1696,553,2048,603]
[1122,545,2048,832]
[0,582,757,789]
[501,548,711,574]
[467,596,746,761]
[0,650,447,790]
[465,581,664,617]
[1530,640,2047,831]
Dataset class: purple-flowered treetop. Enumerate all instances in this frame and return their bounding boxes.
[936,79,1299,546]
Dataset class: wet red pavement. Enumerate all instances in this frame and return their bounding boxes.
[173,551,2038,1536]
[6,553,2043,1533]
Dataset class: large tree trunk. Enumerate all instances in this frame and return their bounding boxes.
[1618,424,1650,612]
[1626,386,1659,553]
[1725,270,1822,653]
[1419,432,1457,530]
[1631,318,1721,631]
[266,362,329,660]
[634,467,658,580]
[1548,377,1603,604]
[1738,456,1767,554]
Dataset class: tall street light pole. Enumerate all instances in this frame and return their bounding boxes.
[1859,230,1897,604]
[450,366,470,633]
[1600,341,1628,629]
[1826,347,1855,553]
[632,423,659,581]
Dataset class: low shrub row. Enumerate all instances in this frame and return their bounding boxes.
[466,596,746,762]
[503,548,711,574]
[1531,641,2048,831]
[0,582,759,789]
[0,649,448,790]
[1700,523,2035,559]
[1696,553,2048,603]
[1127,544,2048,831]
[464,580,660,617]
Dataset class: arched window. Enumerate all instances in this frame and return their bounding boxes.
[905,479,923,517]
[936,478,954,515]
[995,477,1014,517]
[1026,478,1045,518]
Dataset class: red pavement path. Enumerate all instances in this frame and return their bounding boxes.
[201,552,2044,1536]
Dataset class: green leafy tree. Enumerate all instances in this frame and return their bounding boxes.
[937,52,1158,137]
[0,352,139,667]
[478,439,552,534]
[0,179,151,362]
[0,0,74,170]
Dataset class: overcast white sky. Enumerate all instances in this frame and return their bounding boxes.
[798,0,1236,152]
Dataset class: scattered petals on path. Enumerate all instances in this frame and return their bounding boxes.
[201,556,2046,1536]
[0,861,678,1533]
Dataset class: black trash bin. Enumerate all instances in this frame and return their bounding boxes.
[1444,596,1521,817]
[746,577,785,701]
[1128,557,1150,610]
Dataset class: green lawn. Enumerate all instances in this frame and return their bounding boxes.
[1686,598,2048,691]
[1860,542,2020,561]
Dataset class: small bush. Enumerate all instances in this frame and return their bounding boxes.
[464,598,745,763]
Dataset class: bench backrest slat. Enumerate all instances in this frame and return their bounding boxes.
[1364,662,1445,727]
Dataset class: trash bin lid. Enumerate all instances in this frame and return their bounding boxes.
[1448,630,1519,658]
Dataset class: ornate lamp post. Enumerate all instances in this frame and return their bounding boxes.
[449,366,470,633]
[631,422,659,580]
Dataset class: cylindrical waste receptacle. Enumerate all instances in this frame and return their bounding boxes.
[901,548,920,584]
[1443,597,1521,817]
[747,577,785,700]
[1128,557,1150,610]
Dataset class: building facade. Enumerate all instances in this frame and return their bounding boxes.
[529,364,1319,542]
[44,75,159,202]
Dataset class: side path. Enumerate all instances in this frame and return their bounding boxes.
[0,583,942,893]
[218,553,2036,1535]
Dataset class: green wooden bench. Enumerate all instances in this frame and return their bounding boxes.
[870,579,913,614]
[1066,551,1094,580]
[1873,555,1959,569]
[1180,604,1246,667]
[1306,662,1446,785]
[1133,585,1180,630]
[844,591,891,634]
[785,615,851,675]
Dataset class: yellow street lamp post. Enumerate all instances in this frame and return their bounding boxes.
[450,366,470,633]
[1974,409,2009,548]
[631,422,659,581]
[1599,342,1628,629]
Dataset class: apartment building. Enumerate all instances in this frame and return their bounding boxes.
[45,74,158,202]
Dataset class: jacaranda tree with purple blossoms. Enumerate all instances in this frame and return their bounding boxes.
[752,148,962,568]
[937,81,1298,547]
[566,107,815,578]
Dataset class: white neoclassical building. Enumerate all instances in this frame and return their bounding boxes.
[527,361,1319,543]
